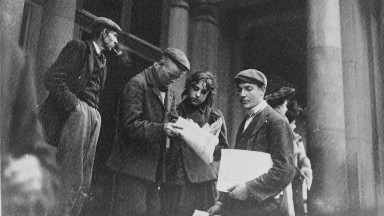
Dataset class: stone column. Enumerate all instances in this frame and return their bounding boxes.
[0,0,26,43]
[166,0,189,104]
[376,1,384,214]
[228,34,245,148]
[340,0,377,215]
[190,3,219,104]
[306,0,349,215]
[36,0,77,102]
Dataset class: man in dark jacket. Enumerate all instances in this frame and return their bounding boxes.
[208,69,295,216]
[107,48,190,216]
[39,17,121,216]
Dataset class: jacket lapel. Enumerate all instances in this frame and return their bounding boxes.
[164,88,173,112]
[145,66,166,109]
[242,106,271,137]
[86,41,94,75]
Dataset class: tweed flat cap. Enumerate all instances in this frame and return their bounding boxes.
[163,48,190,71]
[234,69,267,87]
[92,17,122,34]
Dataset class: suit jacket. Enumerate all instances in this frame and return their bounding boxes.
[220,105,295,215]
[39,40,101,145]
[107,65,177,183]
[167,101,228,183]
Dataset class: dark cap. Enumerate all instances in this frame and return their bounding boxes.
[92,17,122,34]
[234,69,267,87]
[163,48,190,71]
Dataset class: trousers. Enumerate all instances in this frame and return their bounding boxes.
[54,100,101,216]
[110,174,161,216]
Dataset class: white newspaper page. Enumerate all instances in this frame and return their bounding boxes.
[192,210,209,216]
[217,149,273,192]
[173,117,219,164]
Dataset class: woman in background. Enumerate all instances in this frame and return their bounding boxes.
[286,100,312,216]
[265,87,312,216]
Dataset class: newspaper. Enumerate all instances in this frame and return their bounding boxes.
[173,117,222,164]
[217,149,273,192]
[192,210,209,216]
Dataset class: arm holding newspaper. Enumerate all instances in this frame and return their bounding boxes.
[209,108,296,215]
[243,117,295,202]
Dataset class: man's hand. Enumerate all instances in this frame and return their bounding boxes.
[227,183,251,201]
[207,201,222,216]
[3,155,43,199]
[207,205,221,216]
[163,122,183,137]
[301,167,313,190]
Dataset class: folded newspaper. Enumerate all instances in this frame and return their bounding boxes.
[217,149,273,192]
[173,116,223,164]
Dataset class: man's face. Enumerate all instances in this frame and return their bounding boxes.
[289,120,297,132]
[236,82,266,110]
[103,30,118,51]
[279,99,288,116]
[188,80,209,106]
[158,58,185,87]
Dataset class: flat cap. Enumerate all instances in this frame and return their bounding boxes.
[234,69,267,87]
[92,17,122,34]
[163,48,190,71]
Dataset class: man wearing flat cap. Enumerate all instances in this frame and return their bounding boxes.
[208,69,295,216]
[39,17,121,216]
[107,47,190,216]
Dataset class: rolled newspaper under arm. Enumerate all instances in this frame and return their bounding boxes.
[173,117,220,164]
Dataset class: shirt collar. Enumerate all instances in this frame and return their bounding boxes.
[93,41,101,55]
[247,99,268,117]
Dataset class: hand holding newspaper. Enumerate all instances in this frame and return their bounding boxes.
[172,117,223,164]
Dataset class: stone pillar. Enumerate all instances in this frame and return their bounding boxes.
[340,1,377,215]
[166,0,189,103]
[306,0,349,215]
[36,0,77,103]
[0,0,26,43]
[227,30,245,148]
[190,3,219,104]
[372,1,384,215]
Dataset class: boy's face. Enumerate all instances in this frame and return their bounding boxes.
[236,82,266,110]
[188,80,209,106]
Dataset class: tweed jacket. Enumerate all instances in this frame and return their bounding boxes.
[107,65,177,183]
[220,105,295,215]
[39,40,102,145]
[167,101,228,183]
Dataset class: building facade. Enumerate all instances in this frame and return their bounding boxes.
[1,0,384,215]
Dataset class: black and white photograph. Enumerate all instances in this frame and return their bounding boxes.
[1,0,384,216]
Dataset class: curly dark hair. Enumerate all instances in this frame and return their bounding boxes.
[286,100,303,123]
[182,70,217,107]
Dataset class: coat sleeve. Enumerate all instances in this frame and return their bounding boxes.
[245,117,296,202]
[43,40,84,112]
[122,79,165,143]
[211,109,229,161]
